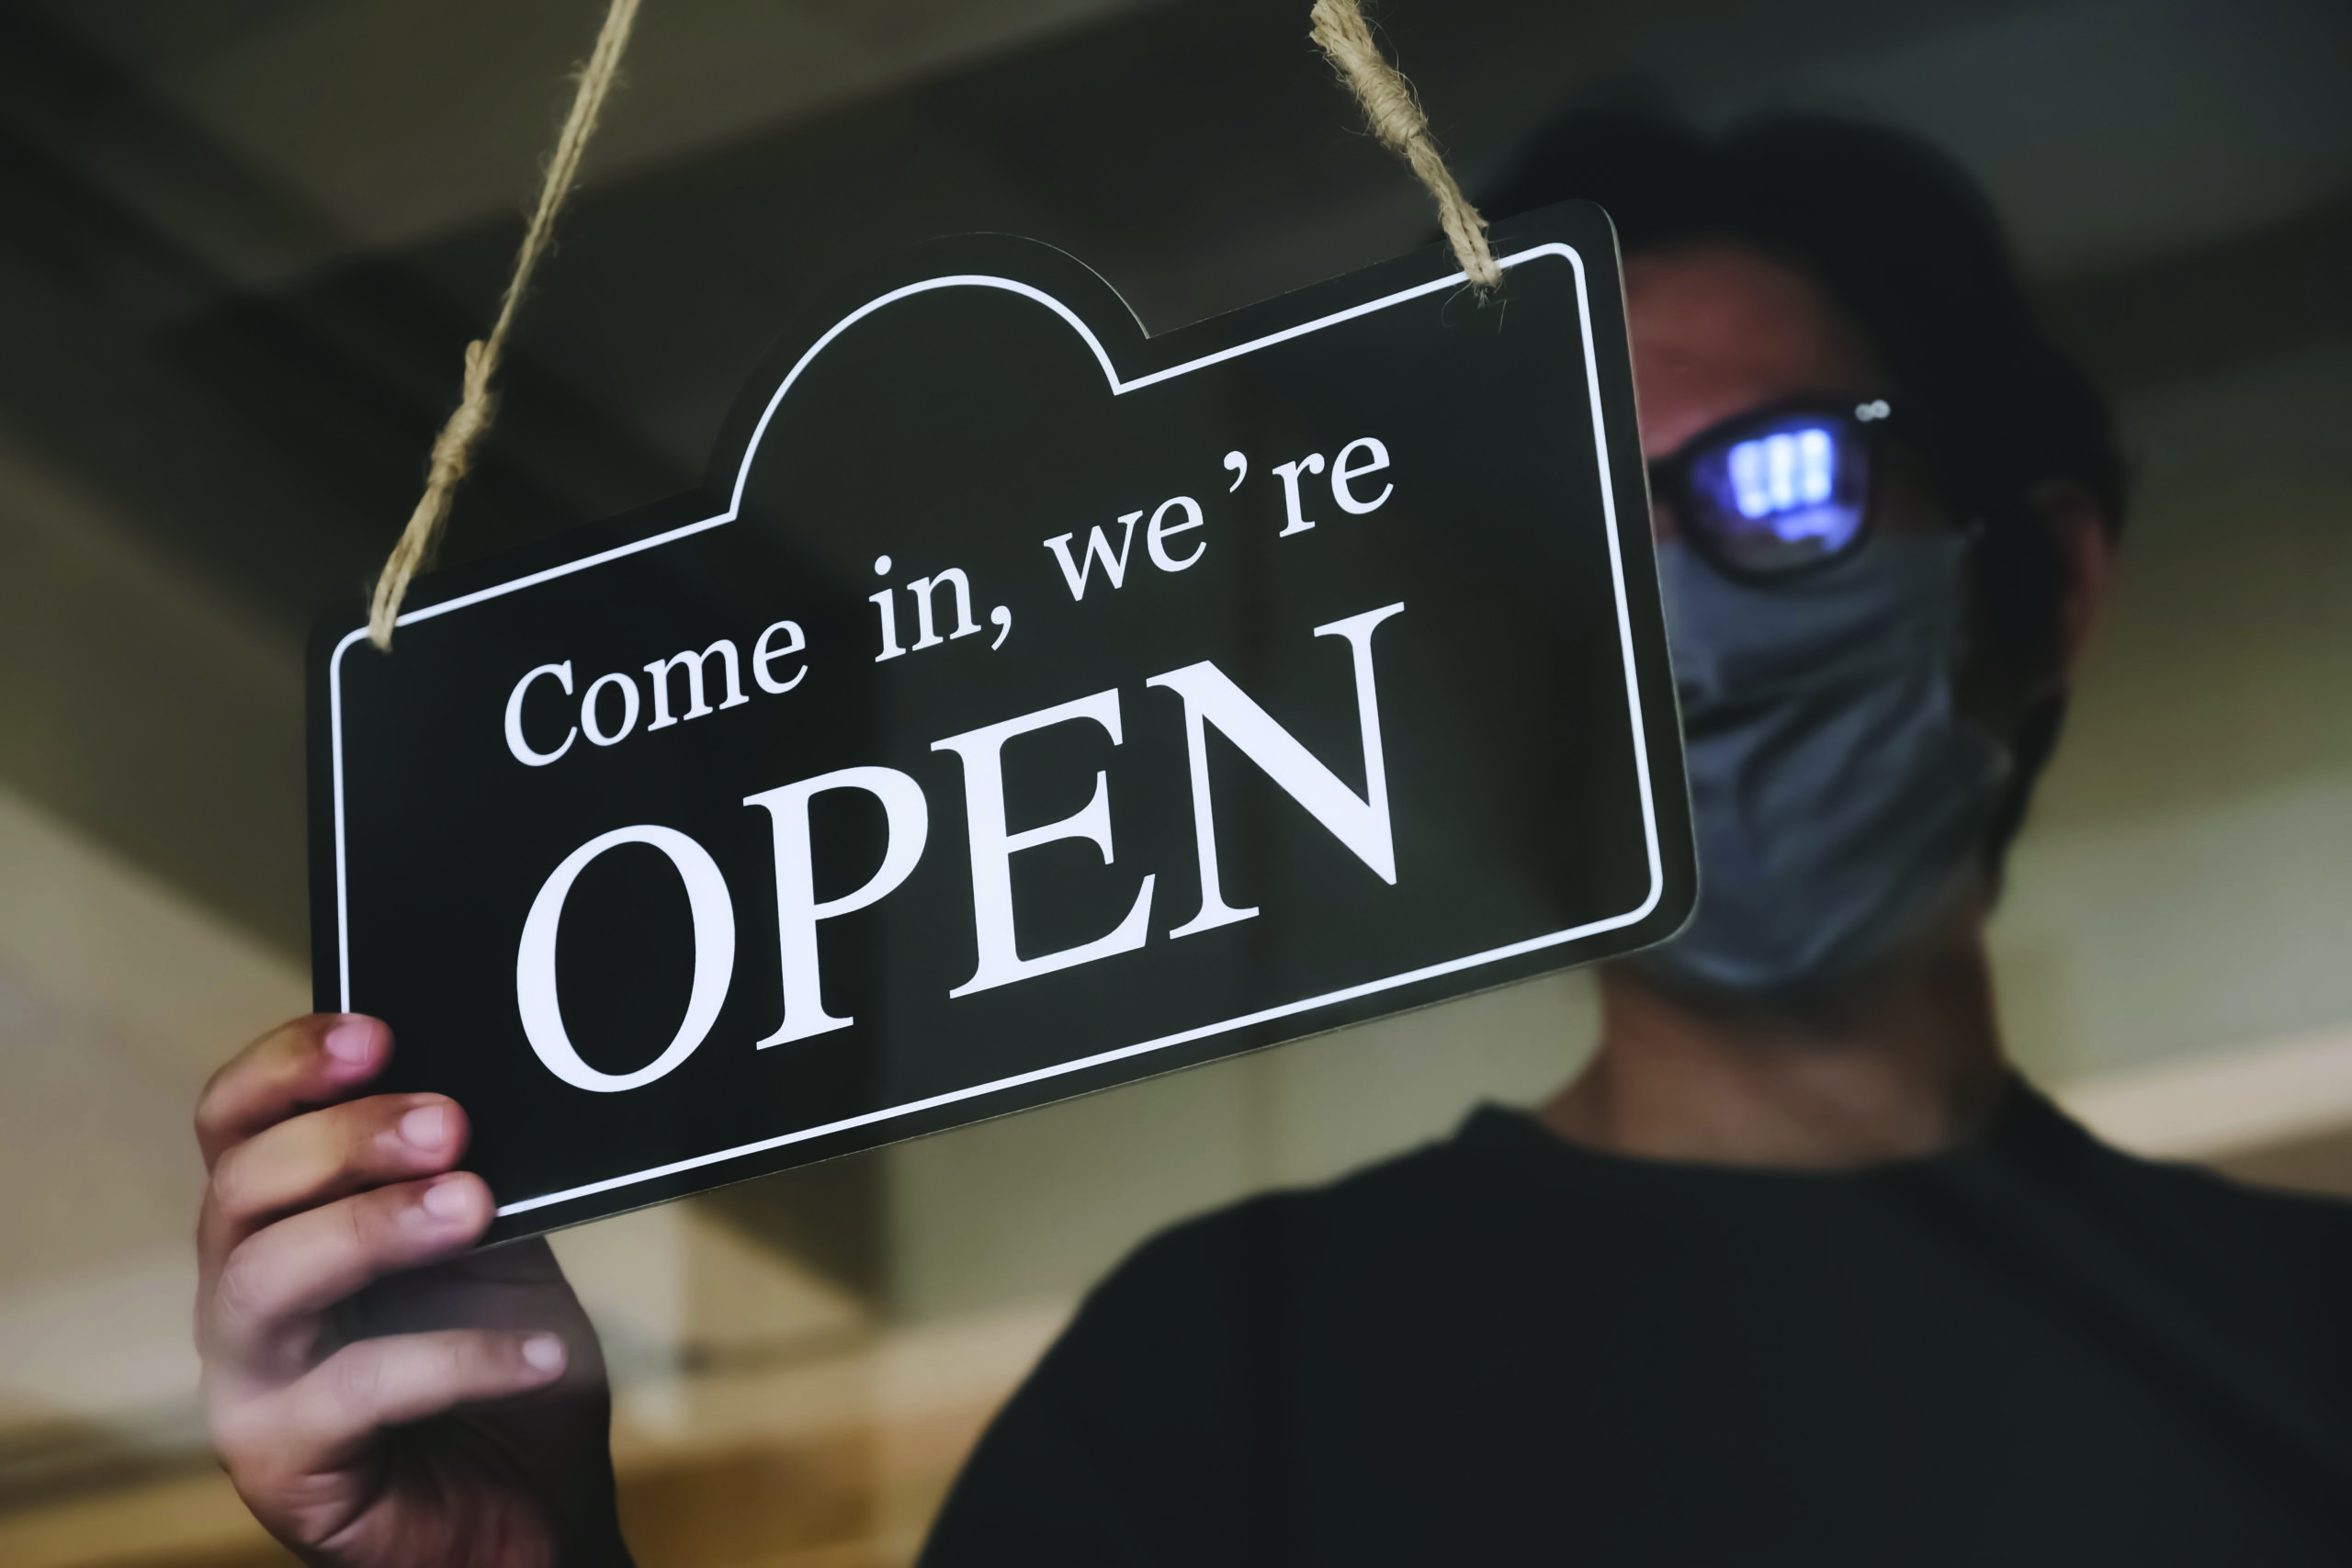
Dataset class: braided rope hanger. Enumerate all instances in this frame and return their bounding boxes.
[366,0,640,649]
[365,0,1491,647]
[1309,0,1499,290]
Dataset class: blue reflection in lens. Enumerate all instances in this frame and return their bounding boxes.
[1686,416,1866,570]
[1729,427,1836,523]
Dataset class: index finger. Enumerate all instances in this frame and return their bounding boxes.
[196,1015,390,1171]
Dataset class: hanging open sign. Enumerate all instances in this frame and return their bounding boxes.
[306,200,1693,1241]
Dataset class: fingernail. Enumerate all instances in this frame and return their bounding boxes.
[323,1019,377,1068]
[420,1176,473,1222]
[400,1103,452,1150]
[522,1335,566,1376]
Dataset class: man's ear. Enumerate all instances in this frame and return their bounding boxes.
[2023,479,2115,690]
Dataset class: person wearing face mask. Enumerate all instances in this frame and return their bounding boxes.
[190,113,2352,1565]
[916,114,2352,1562]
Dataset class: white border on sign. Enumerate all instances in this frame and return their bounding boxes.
[325,243,1665,1219]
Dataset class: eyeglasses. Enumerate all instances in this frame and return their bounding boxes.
[1646,399,1896,581]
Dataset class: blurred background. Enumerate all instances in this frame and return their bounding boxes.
[1,0,2347,1562]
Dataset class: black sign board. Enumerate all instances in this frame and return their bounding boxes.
[307,200,1693,1241]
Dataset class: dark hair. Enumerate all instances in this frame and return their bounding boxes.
[1481,108,2125,871]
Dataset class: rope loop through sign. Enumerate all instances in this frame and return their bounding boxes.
[366,0,1491,644]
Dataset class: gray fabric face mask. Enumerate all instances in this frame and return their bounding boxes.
[1639,536,2013,994]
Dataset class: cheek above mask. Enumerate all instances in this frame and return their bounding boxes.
[1637,536,2012,994]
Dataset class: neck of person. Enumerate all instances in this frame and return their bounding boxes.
[1540,890,2014,1170]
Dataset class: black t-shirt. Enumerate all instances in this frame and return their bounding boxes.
[922,1081,2352,1563]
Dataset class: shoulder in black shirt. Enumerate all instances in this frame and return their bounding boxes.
[923,1079,2352,1565]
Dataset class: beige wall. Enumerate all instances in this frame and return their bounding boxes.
[1996,339,2352,1082]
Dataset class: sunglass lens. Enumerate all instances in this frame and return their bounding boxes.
[1684,415,1868,574]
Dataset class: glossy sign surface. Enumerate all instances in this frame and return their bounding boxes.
[307,201,1693,1240]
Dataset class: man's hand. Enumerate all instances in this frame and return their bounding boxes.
[196,1015,630,1566]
